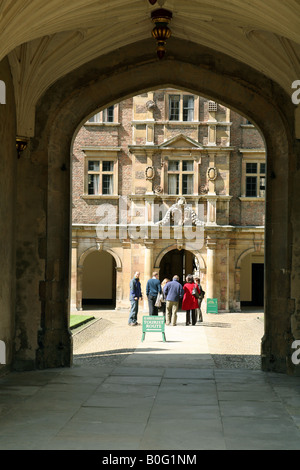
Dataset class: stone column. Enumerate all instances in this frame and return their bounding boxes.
[119,241,131,309]
[207,154,216,194]
[206,196,218,225]
[234,267,241,312]
[144,241,153,312]
[228,239,238,312]
[206,239,217,300]
[222,239,235,312]
[208,124,216,146]
[0,58,17,372]
[76,264,83,311]
[115,266,123,310]
[144,195,156,223]
[146,123,154,145]
[70,240,78,311]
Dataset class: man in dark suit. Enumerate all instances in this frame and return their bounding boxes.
[146,271,162,315]
[128,271,143,326]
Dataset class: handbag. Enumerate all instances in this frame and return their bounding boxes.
[199,288,205,300]
[155,292,162,307]
[192,284,200,299]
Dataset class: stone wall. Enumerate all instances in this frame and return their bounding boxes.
[72,90,265,227]
[2,36,295,374]
[0,58,16,374]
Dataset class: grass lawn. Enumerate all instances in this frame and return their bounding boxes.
[70,314,95,329]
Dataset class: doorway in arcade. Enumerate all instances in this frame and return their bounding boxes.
[240,253,264,308]
[159,249,198,285]
[82,250,116,308]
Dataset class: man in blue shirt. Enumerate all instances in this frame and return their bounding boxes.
[163,275,184,326]
[128,271,143,326]
[146,272,162,315]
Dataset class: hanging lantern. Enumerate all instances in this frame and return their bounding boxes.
[16,138,28,158]
[151,9,172,60]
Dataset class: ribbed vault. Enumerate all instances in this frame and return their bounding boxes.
[1,0,300,136]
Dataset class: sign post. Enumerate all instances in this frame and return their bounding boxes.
[142,316,166,342]
[207,298,218,314]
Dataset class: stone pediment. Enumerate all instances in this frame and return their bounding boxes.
[159,134,203,150]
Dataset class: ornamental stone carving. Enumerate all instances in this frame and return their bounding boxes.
[146,100,156,110]
[154,185,163,194]
[156,197,204,226]
[145,166,155,180]
[207,167,218,181]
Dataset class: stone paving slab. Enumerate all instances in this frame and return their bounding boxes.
[139,417,226,450]
[222,416,300,450]
[0,310,300,450]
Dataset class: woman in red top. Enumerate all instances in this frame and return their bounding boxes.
[182,275,200,325]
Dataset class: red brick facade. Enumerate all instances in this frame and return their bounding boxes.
[72,90,265,226]
[71,89,265,312]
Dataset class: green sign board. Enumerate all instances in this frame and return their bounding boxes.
[142,316,166,342]
[207,298,218,314]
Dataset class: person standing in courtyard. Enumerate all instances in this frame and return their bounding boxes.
[194,276,204,323]
[146,271,162,315]
[128,271,143,326]
[163,275,184,326]
[160,278,170,319]
[182,274,200,325]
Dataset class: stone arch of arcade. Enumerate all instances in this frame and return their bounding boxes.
[236,246,265,309]
[19,37,297,374]
[74,246,122,311]
[154,245,206,290]
[154,245,206,273]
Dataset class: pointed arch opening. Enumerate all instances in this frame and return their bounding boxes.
[28,37,296,374]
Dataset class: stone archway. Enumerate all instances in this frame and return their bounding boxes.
[154,244,206,276]
[74,246,122,311]
[158,249,198,284]
[237,248,265,309]
[81,250,116,309]
[21,37,297,373]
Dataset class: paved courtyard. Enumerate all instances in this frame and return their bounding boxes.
[0,308,300,450]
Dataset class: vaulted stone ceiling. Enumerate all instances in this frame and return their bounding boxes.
[1,0,300,137]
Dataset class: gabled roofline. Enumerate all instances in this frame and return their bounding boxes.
[159,133,204,149]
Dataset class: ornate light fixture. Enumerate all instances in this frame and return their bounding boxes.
[148,0,167,5]
[151,8,172,60]
[16,138,28,158]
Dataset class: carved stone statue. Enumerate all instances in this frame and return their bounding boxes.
[156,197,204,226]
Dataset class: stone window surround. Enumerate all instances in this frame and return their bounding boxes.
[82,147,120,198]
[164,90,199,122]
[239,149,266,200]
[166,157,195,195]
[162,153,201,196]
[84,103,120,125]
